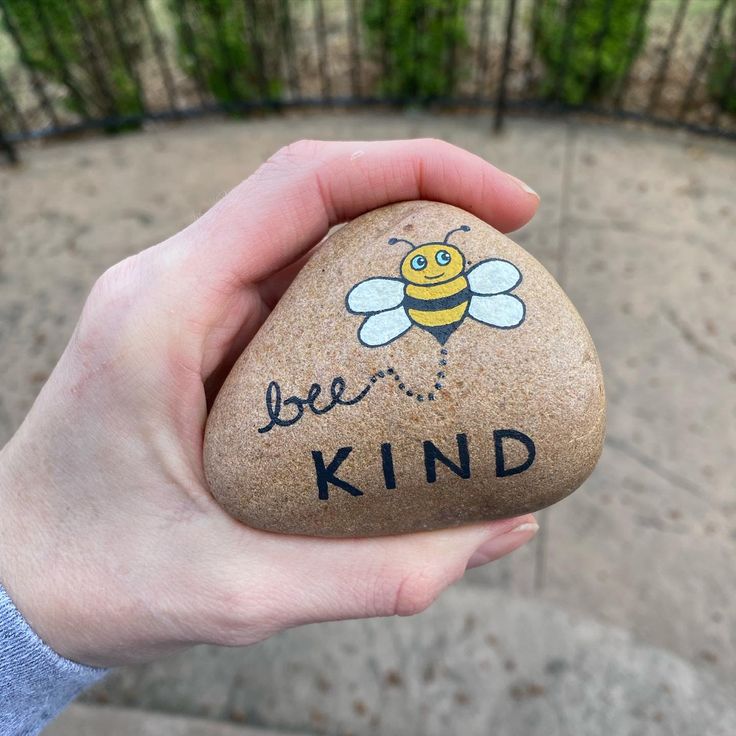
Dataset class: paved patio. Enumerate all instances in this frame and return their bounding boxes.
[1,111,734,734]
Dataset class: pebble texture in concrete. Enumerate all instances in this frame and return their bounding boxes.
[1,113,734,729]
[44,704,311,736]
[85,589,736,736]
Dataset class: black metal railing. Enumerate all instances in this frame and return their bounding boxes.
[0,0,735,162]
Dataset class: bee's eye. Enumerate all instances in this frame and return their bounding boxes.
[410,254,427,271]
[436,250,452,266]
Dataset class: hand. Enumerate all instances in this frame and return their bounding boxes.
[0,139,540,668]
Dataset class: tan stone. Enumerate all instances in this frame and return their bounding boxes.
[204,201,605,537]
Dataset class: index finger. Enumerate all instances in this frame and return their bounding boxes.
[180,138,539,286]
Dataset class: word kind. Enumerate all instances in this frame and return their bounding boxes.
[311,430,536,500]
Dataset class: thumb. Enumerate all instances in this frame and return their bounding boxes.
[224,515,539,638]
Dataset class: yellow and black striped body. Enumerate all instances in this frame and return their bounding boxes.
[403,275,470,345]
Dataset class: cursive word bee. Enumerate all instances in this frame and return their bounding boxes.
[345,226,525,347]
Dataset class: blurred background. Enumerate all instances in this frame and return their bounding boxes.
[0,1,735,735]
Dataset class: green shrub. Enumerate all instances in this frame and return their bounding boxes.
[169,0,282,107]
[362,0,470,100]
[534,0,647,106]
[708,29,736,115]
[1,0,144,127]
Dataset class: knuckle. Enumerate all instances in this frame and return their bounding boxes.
[276,138,325,162]
[198,575,285,647]
[74,255,145,355]
[88,255,141,309]
[417,136,451,152]
[386,566,446,618]
[258,139,324,175]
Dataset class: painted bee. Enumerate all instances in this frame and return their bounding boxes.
[346,226,525,347]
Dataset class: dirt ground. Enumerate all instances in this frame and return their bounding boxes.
[1,111,735,734]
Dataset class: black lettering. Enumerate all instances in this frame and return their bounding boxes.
[331,377,370,407]
[304,382,323,412]
[258,378,371,434]
[381,442,396,489]
[312,447,364,500]
[423,433,471,483]
[258,380,304,433]
[494,429,536,477]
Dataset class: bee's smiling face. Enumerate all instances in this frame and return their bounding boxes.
[401,244,465,286]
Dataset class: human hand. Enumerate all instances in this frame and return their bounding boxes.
[0,139,540,668]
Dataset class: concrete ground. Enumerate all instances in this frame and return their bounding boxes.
[0,111,734,734]
[45,590,736,736]
[45,704,311,736]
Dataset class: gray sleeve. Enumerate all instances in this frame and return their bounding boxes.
[0,583,108,736]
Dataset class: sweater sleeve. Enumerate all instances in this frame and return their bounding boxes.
[0,583,107,736]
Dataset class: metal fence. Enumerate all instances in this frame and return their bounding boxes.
[0,0,735,162]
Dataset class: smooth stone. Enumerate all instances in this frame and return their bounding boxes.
[204,201,606,537]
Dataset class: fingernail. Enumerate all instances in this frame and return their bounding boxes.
[509,174,539,199]
[466,521,540,570]
[510,522,540,533]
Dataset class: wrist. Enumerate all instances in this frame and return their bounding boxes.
[0,430,113,668]
[0,427,200,668]
[0,435,69,656]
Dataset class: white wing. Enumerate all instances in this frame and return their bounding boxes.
[468,294,525,328]
[346,278,405,314]
[358,307,412,347]
[467,259,521,295]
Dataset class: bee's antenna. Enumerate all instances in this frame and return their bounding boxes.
[388,237,415,248]
[443,225,471,244]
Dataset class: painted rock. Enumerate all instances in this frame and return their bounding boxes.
[204,201,605,537]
